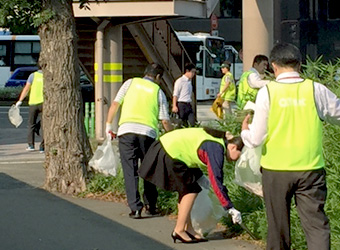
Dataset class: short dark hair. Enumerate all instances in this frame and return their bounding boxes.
[228,136,244,151]
[184,62,196,73]
[252,54,269,66]
[269,43,302,70]
[144,63,164,78]
[221,61,231,70]
[203,127,244,150]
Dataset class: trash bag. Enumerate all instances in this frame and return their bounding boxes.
[191,183,225,236]
[89,138,120,176]
[8,105,23,128]
[234,145,263,197]
[210,96,224,119]
[170,112,182,128]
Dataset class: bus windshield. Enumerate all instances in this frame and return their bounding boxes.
[205,38,224,78]
[180,40,203,76]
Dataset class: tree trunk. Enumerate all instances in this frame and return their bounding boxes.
[39,0,92,194]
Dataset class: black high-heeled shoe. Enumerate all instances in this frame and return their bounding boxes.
[171,231,198,244]
[186,231,209,242]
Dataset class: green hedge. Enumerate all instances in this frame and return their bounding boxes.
[0,87,22,101]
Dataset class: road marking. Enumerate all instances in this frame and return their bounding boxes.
[0,160,44,165]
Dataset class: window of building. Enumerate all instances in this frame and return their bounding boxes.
[220,0,242,18]
[328,0,340,19]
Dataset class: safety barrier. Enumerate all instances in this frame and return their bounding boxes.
[84,102,95,138]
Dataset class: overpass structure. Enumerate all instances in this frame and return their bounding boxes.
[72,0,219,140]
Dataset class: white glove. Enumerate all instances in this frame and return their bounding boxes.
[228,207,242,224]
[15,101,22,108]
[197,175,210,189]
[105,122,116,140]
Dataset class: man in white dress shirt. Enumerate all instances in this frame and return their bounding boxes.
[172,63,196,127]
[236,55,269,109]
[241,43,340,250]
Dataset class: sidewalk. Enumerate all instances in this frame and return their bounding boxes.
[0,161,262,250]
[0,142,45,163]
[0,105,263,250]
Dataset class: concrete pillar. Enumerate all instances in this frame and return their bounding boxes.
[242,0,274,70]
[94,20,109,141]
[104,24,123,134]
[94,22,123,141]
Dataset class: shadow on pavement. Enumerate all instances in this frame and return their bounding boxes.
[0,173,173,250]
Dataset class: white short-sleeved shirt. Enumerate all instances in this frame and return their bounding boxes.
[173,75,192,103]
[114,77,170,139]
[247,67,270,89]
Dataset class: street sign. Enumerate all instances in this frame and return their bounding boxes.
[211,14,218,30]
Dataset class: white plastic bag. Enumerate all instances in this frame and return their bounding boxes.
[8,105,23,128]
[191,184,225,236]
[234,145,263,197]
[89,138,120,176]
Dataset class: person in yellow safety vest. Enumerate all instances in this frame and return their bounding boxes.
[105,63,173,219]
[217,61,236,115]
[16,65,44,153]
[241,43,340,250]
[236,54,269,109]
[139,127,244,244]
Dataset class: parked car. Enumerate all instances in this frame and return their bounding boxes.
[5,66,94,104]
[5,66,38,87]
[80,73,95,104]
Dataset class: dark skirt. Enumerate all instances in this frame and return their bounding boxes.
[138,140,202,200]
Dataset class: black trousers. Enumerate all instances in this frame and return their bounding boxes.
[177,102,195,127]
[28,104,44,149]
[118,133,158,212]
[262,168,330,250]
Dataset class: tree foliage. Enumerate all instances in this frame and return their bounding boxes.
[0,0,42,34]
[0,0,94,35]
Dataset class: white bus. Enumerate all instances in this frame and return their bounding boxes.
[0,35,40,87]
[176,31,242,100]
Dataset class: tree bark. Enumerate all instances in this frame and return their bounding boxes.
[39,0,92,194]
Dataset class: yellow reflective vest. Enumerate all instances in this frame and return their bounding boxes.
[160,128,226,168]
[236,71,258,109]
[119,77,160,133]
[261,79,324,171]
[28,72,44,105]
[220,72,236,101]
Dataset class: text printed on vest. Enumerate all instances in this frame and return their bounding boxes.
[279,98,306,107]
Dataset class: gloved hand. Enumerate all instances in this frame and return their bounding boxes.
[105,122,116,140]
[197,175,210,189]
[15,101,22,108]
[228,207,242,224]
